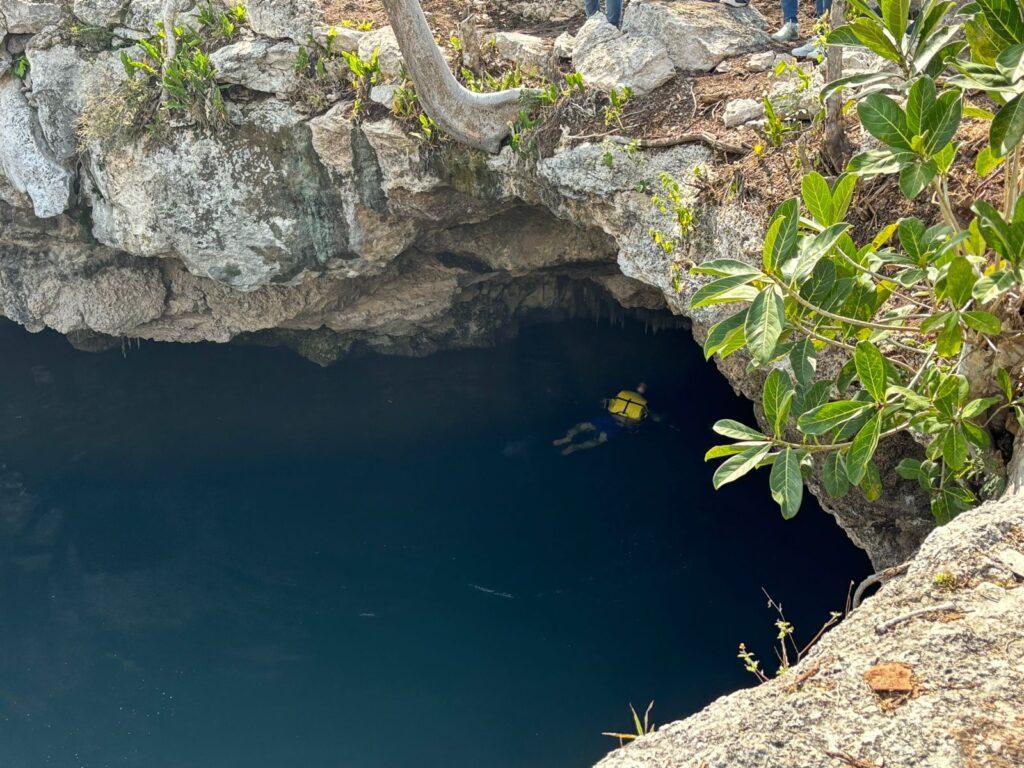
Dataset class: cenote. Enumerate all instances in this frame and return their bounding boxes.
[0,317,870,768]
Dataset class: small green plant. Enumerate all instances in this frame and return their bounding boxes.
[762,96,795,148]
[601,701,655,746]
[648,172,699,291]
[11,55,29,79]
[933,570,958,590]
[196,2,247,40]
[413,112,440,142]
[564,71,585,93]
[604,86,633,130]
[392,82,419,118]
[739,591,842,682]
[339,19,374,31]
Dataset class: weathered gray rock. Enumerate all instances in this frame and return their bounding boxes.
[357,25,404,79]
[72,0,128,26]
[241,0,321,42]
[1,0,62,33]
[594,494,1024,768]
[507,0,578,21]
[209,39,301,95]
[312,24,362,52]
[26,44,125,162]
[489,31,551,73]
[83,114,351,289]
[369,83,397,108]
[623,0,771,73]
[746,50,775,72]
[552,31,574,59]
[572,14,675,96]
[0,79,72,218]
[723,97,764,127]
[308,103,354,175]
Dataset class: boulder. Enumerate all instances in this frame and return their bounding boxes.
[506,0,578,22]
[723,97,764,128]
[72,0,128,26]
[312,25,362,52]
[489,31,551,73]
[240,0,322,42]
[357,26,404,79]
[572,14,675,97]
[209,39,301,95]
[623,0,771,74]
[0,78,73,218]
[0,0,62,33]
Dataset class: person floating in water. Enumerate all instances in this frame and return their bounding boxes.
[553,383,649,455]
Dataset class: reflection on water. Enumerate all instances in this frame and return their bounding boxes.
[0,319,869,768]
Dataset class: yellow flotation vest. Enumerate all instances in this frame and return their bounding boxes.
[607,390,648,422]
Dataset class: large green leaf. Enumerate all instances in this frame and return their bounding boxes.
[690,275,759,309]
[941,424,968,470]
[830,174,858,223]
[991,94,1024,156]
[881,0,910,42]
[764,199,800,273]
[846,412,882,484]
[763,369,795,436]
[704,309,748,360]
[944,256,977,308]
[962,310,1002,334]
[848,149,914,176]
[975,145,1006,177]
[860,461,883,501]
[821,72,896,101]
[972,199,1024,264]
[789,339,817,387]
[855,340,888,402]
[906,75,937,135]
[770,448,804,520]
[713,444,772,489]
[745,287,785,365]
[996,42,1024,82]
[802,172,833,225]
[846,18,905,62]
[713,419,767,440]
[899,160,937,199]
[977,0,1024,45]
[923,90,963,155]
[798,401,874,435]
[858,93,914,150]
[691,259,763,278]
[823,452,850,498]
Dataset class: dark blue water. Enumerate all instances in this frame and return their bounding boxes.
[0,318,869,768]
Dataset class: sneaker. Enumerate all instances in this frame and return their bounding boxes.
[771,21,799,42]
[719,0,749,7]
[791,40,824,59]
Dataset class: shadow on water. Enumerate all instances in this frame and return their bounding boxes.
[0,317,870,768]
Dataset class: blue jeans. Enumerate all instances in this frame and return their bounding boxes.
[585,0,622,26]
[781,0,831,23]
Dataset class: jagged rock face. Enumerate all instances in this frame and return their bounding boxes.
[571,14,675,96]
[594,494,1024,768]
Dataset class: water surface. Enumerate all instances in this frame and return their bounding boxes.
[0,319,869,768]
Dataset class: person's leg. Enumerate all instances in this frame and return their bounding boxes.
[584,0,599,17]
[771,0,800,40]
[553,422,596,446]
[561,432,609,455]
[816,0,832,18]
[605,0,622,26]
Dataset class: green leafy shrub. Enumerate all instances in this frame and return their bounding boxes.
[698,0,1024,524]
[293,28,380,116]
